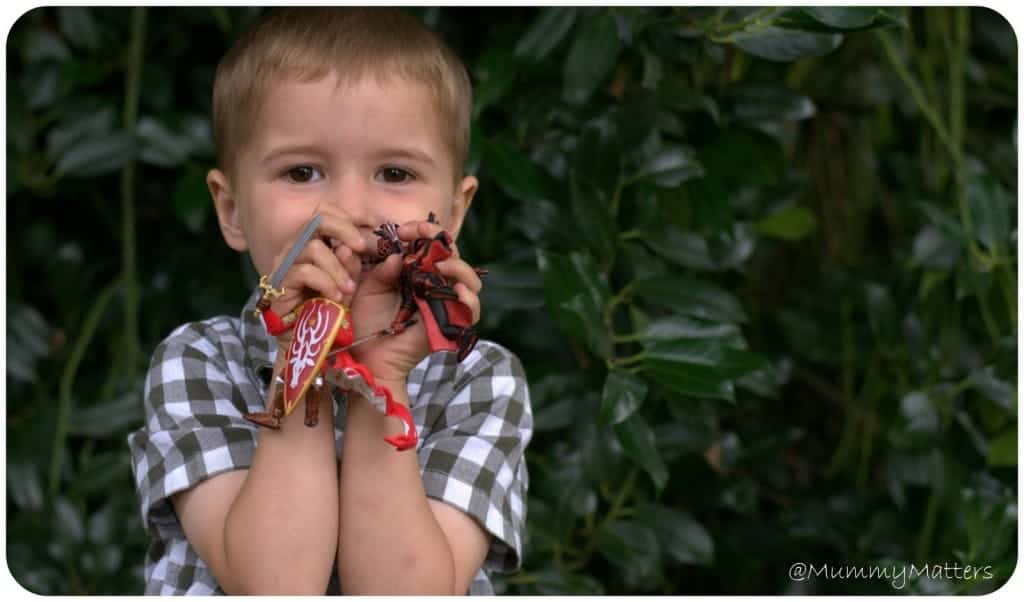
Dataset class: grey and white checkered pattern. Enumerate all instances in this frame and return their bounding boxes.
[127,294,532,594]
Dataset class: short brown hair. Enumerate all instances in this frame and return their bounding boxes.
[212,7,472,178]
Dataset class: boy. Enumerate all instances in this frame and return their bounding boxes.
[127,7,532,595]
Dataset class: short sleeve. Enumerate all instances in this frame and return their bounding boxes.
[127,322,261,541]
[416,342,533,573]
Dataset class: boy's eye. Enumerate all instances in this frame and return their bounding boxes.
[377,167,415,184]
[285,166,323,183]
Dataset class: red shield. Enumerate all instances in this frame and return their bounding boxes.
[282,298,347,415]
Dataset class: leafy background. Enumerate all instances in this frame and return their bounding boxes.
[6,6,1017,595]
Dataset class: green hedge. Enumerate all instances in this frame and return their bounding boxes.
[7,7,1017,594]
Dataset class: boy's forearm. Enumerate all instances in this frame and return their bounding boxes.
[221,391,340,594]
[337,383,456,594]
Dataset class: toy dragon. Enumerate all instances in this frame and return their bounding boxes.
[371,212,487,362]
[244,213,485,451]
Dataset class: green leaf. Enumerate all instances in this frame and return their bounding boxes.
[732,27,842,62]
[57,7,100,50]
[478,260,545,313]
[569,171,617,266]
[563,11,622,105]
[525,569,605,595]
[636,503,714,565]
[692,128,786,197]
[515,7,577,61]
[655,400,717,458]
[75,452,133,497]
[965,172,1013,254]
[736,359,787,398]
[53,496,85,543]
[484,139,548,202]
[6,303,51,384]
[899,392,940,438]
[635,274,747,323]
[864,282,900,348]
[574,116,624,194]
[638,144,704,188]
[571,251,611,300]
[805,7,879,28]
[645,358,734,401]
[22,28,71,62]
[917,201,965,242]
[643,228,716,270]
[56,131,135,177]
[987,428,1017,467]
[600,370,648,425]
[472,48,519,118]
[137,117,194,167]
[646,339,765,383]
[646,338,725,366]
[732,83,816,123]
[717,347,770,379]
[7,462,44,512]
[173,166,212,234]
[596,519,661,581]
[87,503,116,544]
[643,316,741,341]
[26,63,62,109]
[97,546,123,574]
[69,390,144,438]
[46,108,116,163]
[956,260,994,301]
[657,78,720,122]
[536,250,611,358]
[614,414,668,491]
[910,225,961,270]
[755,205,817,240]
[970,366,1016,415]
[709,222,757,269]
[798,7,906,30]
[561,296,606,358]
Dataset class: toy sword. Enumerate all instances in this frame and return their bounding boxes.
[325,317,418,358]
[254,213,323,316]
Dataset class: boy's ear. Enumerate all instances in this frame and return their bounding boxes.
[207,168,248,252]
[447,174,478,241]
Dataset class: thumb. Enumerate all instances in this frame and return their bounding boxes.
[362,253,403,291]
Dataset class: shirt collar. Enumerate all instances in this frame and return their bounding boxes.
[239,289,278,387]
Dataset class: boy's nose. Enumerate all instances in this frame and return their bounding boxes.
[329,177,373,227]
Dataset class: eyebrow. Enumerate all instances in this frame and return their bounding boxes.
[260,144,328,166]
[373,147,437,167]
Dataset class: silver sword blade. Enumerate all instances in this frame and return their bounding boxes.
[268,213,322,289]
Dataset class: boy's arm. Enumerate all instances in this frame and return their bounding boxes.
[337,382,489,594]
[173,359,340,594]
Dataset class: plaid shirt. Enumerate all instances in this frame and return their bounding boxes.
[127,293,532,594]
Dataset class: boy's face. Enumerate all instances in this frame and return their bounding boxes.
[208,73,477,279]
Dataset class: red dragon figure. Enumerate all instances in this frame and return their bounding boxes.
[244,213,486,451]
[246,296,418,451]
[372,212,487,362]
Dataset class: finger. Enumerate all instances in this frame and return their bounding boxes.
[305,239,356,296]
[353,252,403,297]
[317,207,368,255]
[436,258,482,294]
[453,281,481,325]
[333,244,363,289]
[396,219,447,243]
[273,263,343,316]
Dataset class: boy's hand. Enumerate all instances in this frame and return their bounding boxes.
[265,207,368,348]
[348,219,483,386]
